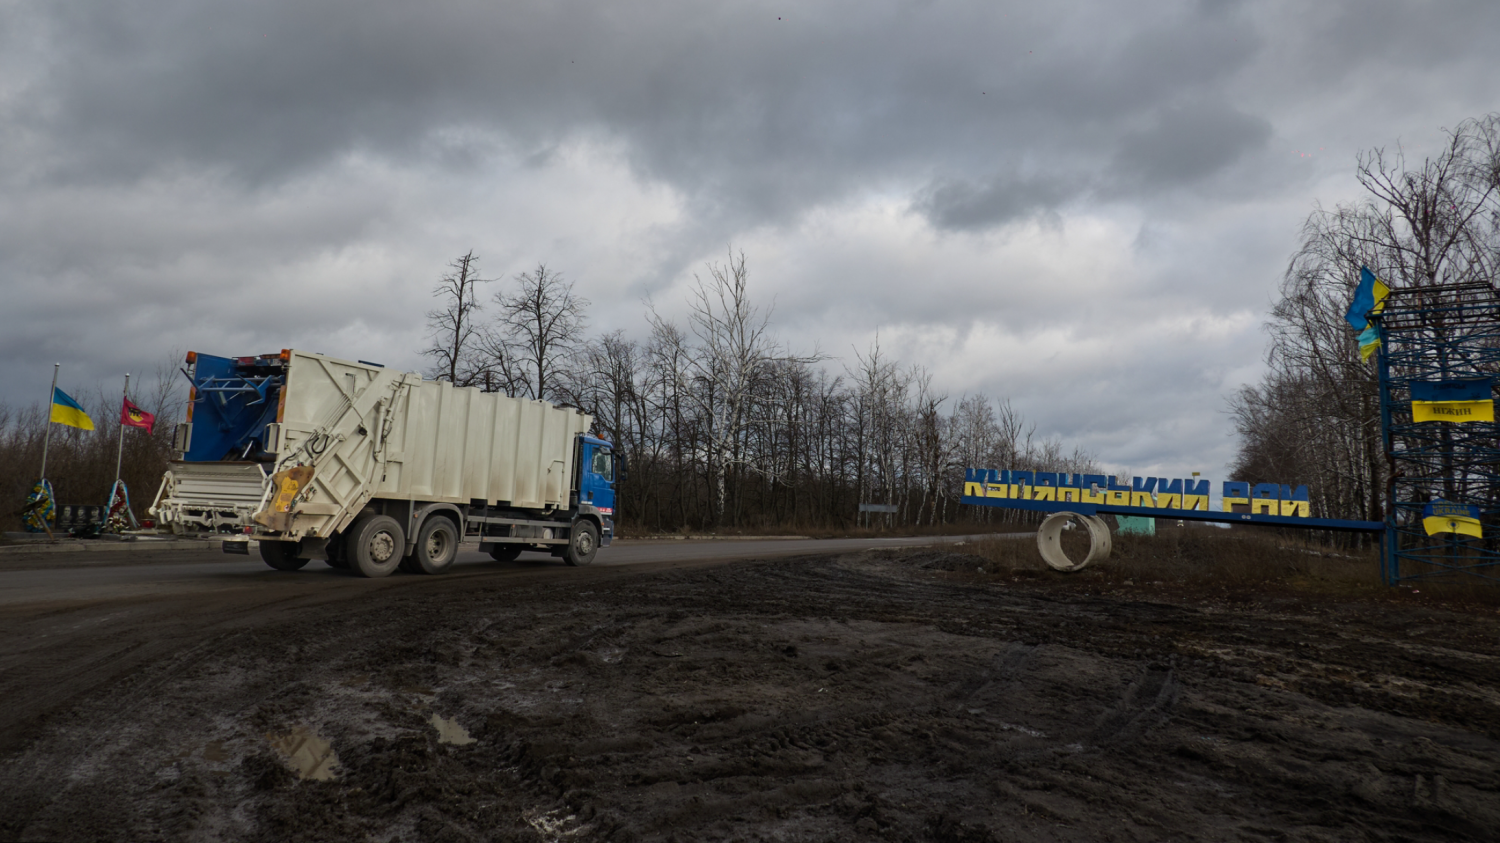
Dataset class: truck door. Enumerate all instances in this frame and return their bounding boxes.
[581,442,616,519]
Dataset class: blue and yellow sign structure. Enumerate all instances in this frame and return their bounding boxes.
[961,469,1383,532]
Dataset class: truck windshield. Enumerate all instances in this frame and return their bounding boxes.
[591,448,614,481]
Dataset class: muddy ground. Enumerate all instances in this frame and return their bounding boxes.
[2,547,1498,842]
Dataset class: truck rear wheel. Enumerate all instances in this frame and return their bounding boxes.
[347,514,405,578]
[413,517,458,574]
[564,520,598,567]
[259,540,309,571]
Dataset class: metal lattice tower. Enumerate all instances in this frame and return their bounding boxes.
[1376,283,1500,584]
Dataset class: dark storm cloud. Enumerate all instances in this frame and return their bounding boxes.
[9,0,1496,224]
[1113,102,1272,187]
[916,174,1078,231]
[15,0,1266,215]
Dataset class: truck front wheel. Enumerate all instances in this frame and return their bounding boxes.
[259,540,309,571]
[413,517,458,574]
[347,515,405,578]
[564,520,598,567]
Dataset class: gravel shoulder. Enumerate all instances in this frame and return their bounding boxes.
[2,546,1497,842]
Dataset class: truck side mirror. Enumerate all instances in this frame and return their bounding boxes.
[616,452,628,482]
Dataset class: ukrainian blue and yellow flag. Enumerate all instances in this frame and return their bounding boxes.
[1355,325,1381,363]
[1345,266,1390,330]
[50,387,94,430]
[1410,378,1494,423]
[1345,266,1390,362]
[1422,501,1482,538]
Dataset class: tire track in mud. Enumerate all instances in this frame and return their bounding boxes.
[3,549,1500,841]
[0,588,370,754]
[0,556,732,757]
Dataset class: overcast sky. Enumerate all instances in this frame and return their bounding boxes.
[2,0,1497,481]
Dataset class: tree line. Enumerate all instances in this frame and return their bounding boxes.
[423,249,1094,532]
[1229,113,1500,529]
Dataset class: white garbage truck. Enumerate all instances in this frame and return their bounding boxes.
[149,350,620,576]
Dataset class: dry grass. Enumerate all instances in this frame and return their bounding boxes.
[960,525,1500,608]
[627,521,1031,540]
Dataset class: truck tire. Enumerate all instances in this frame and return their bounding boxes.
[346,514,405,578]
[488,544,523,562]
[259,540,309,571]
[413,517,459,574]
[564,520,598,567]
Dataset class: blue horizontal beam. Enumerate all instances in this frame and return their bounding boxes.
[960,495,1383,532]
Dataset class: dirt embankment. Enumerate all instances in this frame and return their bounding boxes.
[3,548,1498,842]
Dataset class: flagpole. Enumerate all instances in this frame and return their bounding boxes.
[39,363,59,478]
[112,373,130,498]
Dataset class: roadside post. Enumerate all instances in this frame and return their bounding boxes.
[858,502,897,530]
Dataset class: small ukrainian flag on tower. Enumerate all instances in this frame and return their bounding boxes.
[50,387,94,430]
[1344,266,1390,362]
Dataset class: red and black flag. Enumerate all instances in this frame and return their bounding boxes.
[121,396,156,434]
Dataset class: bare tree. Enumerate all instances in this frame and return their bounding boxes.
[650,249,820,525]
[909,370,949,525]
[496,264,589,402]
[846,334,909,525]
[1351,116,1500,289]
[422,252,492,387]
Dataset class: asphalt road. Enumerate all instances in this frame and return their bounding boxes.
[0,534,1025,607]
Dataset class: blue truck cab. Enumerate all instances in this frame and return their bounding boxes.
[577,435,618,547]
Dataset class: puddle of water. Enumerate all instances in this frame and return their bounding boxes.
[267,725,341,781]
[429,714,476,746]
[202,740,229,763]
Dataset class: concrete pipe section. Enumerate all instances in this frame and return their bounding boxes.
[1036,511,1112,572]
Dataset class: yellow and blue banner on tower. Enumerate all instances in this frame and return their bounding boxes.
[50,387,94,430]
[1422,502,1482,538]
[1410,378,1494,423]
